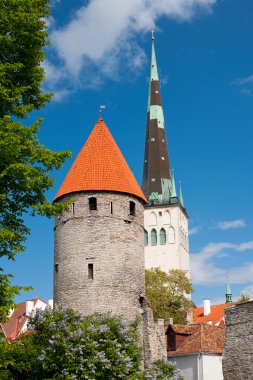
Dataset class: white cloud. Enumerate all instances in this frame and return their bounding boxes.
[43,0,218,97]
[189,226,201,235]
[232,75,253,96]
[239,284,253,298]
[217,219,246,230]
[191,241,253,285]
[232,75,253,86]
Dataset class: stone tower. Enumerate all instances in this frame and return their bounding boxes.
[53,117,147,320]
[142,34,190,275]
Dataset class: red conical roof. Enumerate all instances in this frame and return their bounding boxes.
[54,118,147,203]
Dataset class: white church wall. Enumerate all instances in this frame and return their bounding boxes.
[144,204,190,275]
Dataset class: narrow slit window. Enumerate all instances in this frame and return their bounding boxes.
[89,197,97,211]
[88,263,93,279]
[72,203,75,215]
[55,264,58,273]
[110,202,113,214]
[129,201,136,216]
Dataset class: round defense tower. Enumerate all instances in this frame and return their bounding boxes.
[53,118,147,320]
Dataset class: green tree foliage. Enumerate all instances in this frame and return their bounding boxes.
[145,268,193,324]
[0,271,32,323]
[0,0,52,118]
[0,0,71,321]
[238,293,251,303]
[0,308,183,379]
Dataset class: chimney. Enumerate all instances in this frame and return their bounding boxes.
[25,300,34,316]
[48,299,54,309]
[186,311,193,324]
[164,317,173,325]
[203,299,211,316]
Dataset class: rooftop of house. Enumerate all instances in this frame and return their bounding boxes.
[167,323,225,356]
[193,301,239,326]
[0,297,51,342]
[54,117,147,203]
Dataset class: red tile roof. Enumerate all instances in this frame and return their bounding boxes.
[0,297,48,342]
[193,302,239,326]
[54,118,147,203]
[167,324,225,356]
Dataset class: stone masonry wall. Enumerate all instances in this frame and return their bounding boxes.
[223,301,253,380]
[54,190,167,365]
[54,191,145,321]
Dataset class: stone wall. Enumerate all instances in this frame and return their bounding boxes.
[54,191,145,320]
[54,190,166,364]
[223,301,253,380]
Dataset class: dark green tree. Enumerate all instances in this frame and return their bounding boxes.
[0,0,71,321]
[145,268,193,324]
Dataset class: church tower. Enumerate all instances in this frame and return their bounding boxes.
[53,117,147,320]
[142,34,190,275]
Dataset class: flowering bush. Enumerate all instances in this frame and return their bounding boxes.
[1,307,183,379]
[29,306,142,379]
[143,360,183,380]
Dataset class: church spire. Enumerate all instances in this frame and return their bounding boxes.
[179,181,184,207]
[226,274,232,303]
[142,33,173,205]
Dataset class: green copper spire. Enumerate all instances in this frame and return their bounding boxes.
[150,31,159,82]
[170,170,177,198]
[179,181,184,207]
[226,274,232,303]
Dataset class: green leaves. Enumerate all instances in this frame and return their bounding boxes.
[0,117,71,261]
[0,1,71,321]
[145,268,193,324]
[0,0,52,119]
[0,270,33,323]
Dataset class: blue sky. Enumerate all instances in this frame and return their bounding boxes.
[4,0,253,307]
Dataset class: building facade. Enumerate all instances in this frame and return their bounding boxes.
[142,34,190,275]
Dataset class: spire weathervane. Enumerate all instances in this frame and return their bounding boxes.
[99,105,106,118]
[151,30,155,41]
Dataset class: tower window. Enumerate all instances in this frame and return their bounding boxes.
[89,197,97,211]
[144,229,148,246]
[88,263,93,280]
[55,264,58,273]
[72,203,75,215]
[151,229,157,246]
[129,201,136,216]
[110,202,113,214]
[160,228,166,245]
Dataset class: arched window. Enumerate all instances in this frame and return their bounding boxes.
[160,228,166,245]
[151,229,157,246]
[169,227,175,244]
[144,230,148,246]
[164,210,171,225]
[148,211,157,226]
